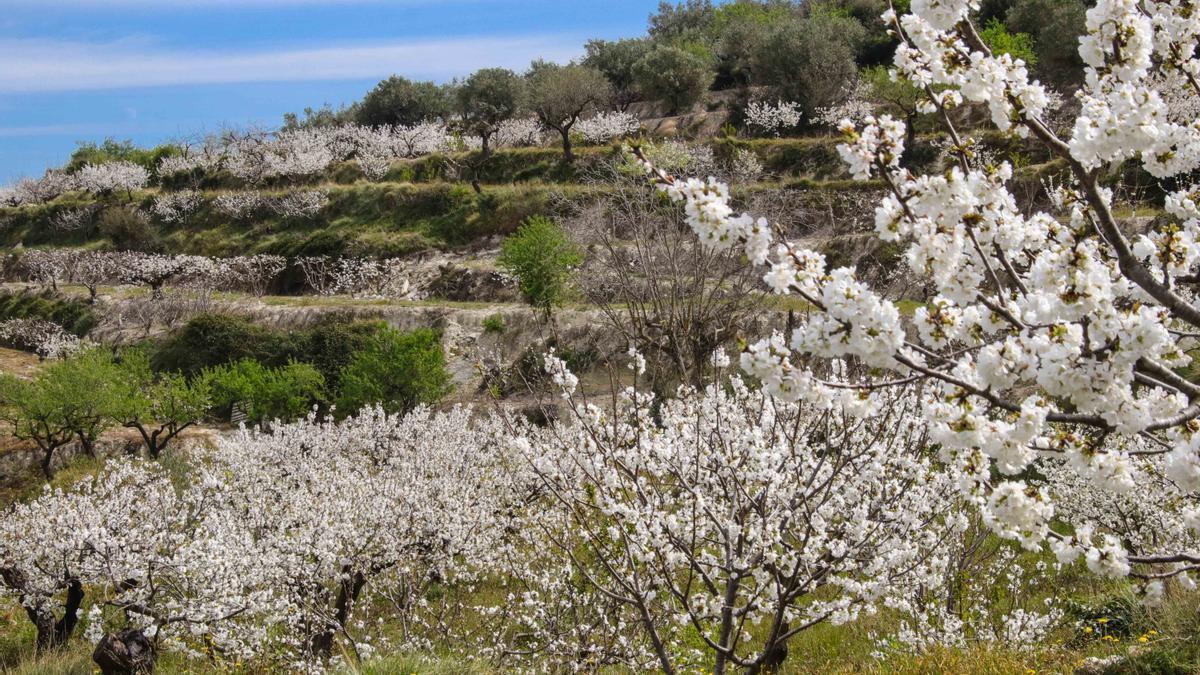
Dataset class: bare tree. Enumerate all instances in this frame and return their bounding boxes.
[568,160,759,391]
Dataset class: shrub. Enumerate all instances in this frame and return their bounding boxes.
[205,359,325,426]
[979,19,1037,66]
[150,314,275,375]
[150,314,382,386]
[97,206,160,252]
[498,216,583,318]
[482,313,506,334]
[335,327,451,417]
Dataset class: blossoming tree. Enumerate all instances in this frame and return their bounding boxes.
[509,352,961,674]
[631,0,1200,592]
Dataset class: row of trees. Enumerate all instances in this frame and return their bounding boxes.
[290,0,1084,138]
[9,249,486,302]
[5,344,1186,672]
[0,322,450,480]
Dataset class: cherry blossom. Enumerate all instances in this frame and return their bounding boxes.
[628,0,1200,588]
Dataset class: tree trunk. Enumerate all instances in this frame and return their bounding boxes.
[28,580,84,652]
[307,568,366,660]
[78,432,97,459]
[94,628,156,674]
[40,443,56,480]
[559,128,574,163]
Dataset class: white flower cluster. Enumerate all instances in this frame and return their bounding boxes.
[0,163,150,206]
[213,190,264,219]
[630,0,1200,587]
[515,361,963,670]
[492,117,546,148]
[575,110,641,143]
[272,189,328,219]
[7,249,427,300]
[815,79,876,128]
[745,99,803,136]
[74,161,150,196]
[0,406,525,670]
[0,318,83,359]
[150,190,203,223]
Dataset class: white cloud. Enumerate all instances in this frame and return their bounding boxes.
[0,35,583,92]
[7,0,444,5]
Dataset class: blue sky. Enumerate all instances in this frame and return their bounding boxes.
[0,0,667,183]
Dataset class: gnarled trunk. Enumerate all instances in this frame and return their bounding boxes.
[94,628,156,675]
[24,579,84,652]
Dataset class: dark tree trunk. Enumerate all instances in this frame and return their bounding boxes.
[307,568,367,660]
[559,128,574,162]
[94,628,156,674]
[27,580,84,652]
[39,443,57,480]
[78,432,97,459]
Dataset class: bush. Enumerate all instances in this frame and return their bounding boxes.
[206,359,325,426]
[0,291,97,337]
[498,216,583,317]
[150,314,382,384]
[335,327,451,417]
[98,206,160,252]
[482,313,506,334]
[150,314,276,375]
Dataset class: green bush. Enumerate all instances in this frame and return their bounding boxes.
[0,291,97,337]
[150,314,277,375]
[150,314,381,385]
[498,216,583,317]
[482,313,506,334]
[205,359,325,426]
[335,327,451,417]
[98,206,160,252]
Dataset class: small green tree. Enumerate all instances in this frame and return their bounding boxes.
[525,61,613,162]
[454,68,525,158]
[0,374,72,479]
[206,360,324,428]
[44,348,123,460]
[335,328,451,417]
[632,44,716,114]
[0,349,122,479]
[498,216,583,319]
[356,76,448,127]
[114,350,210,459]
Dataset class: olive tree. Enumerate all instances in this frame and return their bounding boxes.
[583,38,651,110]
[454,68,524,158]
[632,44,715,115]
[754,12,865,117]
[357,75,448,127]
[525,61,612,162]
